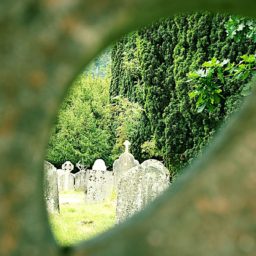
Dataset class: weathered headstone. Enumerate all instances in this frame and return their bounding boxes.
[116,165,144,222]
[104,171,115,199]
[76,161,86,172]
[43,161,60,214]
[86,169,105,203]
[92,159,107,171]
[113,140,139,186]
[57,161,75,191]
[56,169,64,190]
[85,159,113,203]
[58,172,75,191]
[74,161,87,191]
[140,160,170,206]
[116,159,170,223]
[74,170,87,191]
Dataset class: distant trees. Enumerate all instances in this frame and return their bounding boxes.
[46,52,143,168]
[46,74,113,168]
[110,96,143,160]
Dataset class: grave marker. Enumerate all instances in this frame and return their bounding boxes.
[86,159,113,203]
[116,159,170,223]
[43,161,60,214]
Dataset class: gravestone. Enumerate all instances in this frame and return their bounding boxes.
[86,169,106,203]
[74,161,87,191]
[113,140,139,186]
[76,161,86,171]
[116,159,170,223]
[116,165,144,222]
[56,169,64,190]
[140,160,170,206]
[86,159,113,203]
[74,170,87,191]
[103,171,115,199]
[58,161,75,191]
[43,161,60,214]
[92,159,107,171]
[58,172,75,191]
[56,169,65,176]
[62,161,74,172]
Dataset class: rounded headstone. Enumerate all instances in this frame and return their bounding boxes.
[113,152,139,186]
[92,159,107,171]
[140,159,170,205]
[141,159,169,177]
[116,159,170,223]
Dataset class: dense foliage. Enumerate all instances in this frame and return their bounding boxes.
[225,17,256,43]
[46,53,142,168]
[188,55,256,112]
[47,13,256,173]
[111,13,256,174]
[46,75,113,168]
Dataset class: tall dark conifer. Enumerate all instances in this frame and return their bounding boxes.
[111,13,256,174]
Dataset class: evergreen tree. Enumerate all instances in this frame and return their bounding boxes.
[110,13,256,174]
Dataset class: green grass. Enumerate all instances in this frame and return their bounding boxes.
[49,191,116,245]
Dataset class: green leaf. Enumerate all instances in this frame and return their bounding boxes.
[241,54,256,63]
[215,88,222,94]
[196,95,204,105]
[202,57,220,68]
[240,71,251,81]
[217,69,225,83]
[214,95,221,104]
[207,105,214,112]
[188,91,198,99]
[237,23,245,31]
[188,72,200,79]
[197,104,206,113]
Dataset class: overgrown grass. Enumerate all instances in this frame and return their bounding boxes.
[49,191,116,245]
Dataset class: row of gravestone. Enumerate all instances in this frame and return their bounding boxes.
[44,159,115,214]
[44,141,170,223]
[57,159,114,195]
[57,160,85,192]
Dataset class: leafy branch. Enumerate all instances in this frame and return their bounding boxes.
[225,16,256,43]
[187,55,256,113]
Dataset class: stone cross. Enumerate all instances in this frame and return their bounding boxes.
[124,140,131,153]
[61,161,74,173]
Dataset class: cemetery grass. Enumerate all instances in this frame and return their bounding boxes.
[49,191,116,245]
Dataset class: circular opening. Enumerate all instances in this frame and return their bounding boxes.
[43,12,256,247]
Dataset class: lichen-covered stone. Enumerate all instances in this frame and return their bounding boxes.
[116,159,170,223]
[113,152,139,186]
[140,160,170,207]
[74,170,87,191]
[43,161,60,214]
[58,172,75,191]
[86,170,114,203]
